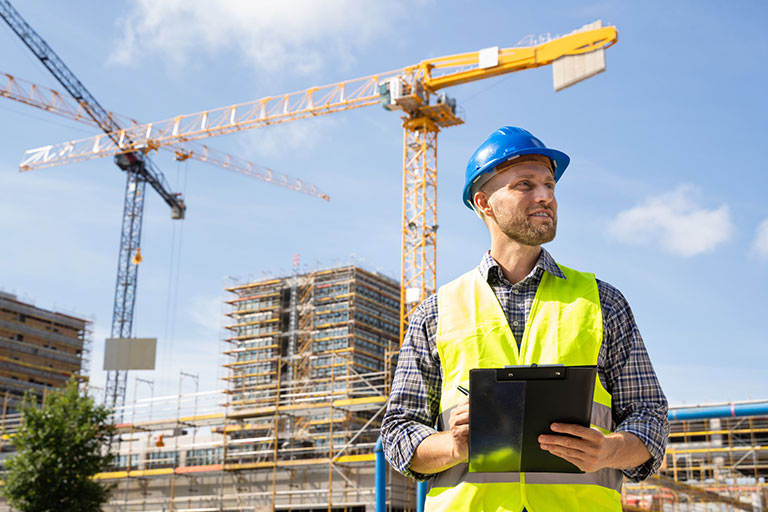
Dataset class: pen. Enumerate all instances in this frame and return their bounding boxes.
[456,385,469,396]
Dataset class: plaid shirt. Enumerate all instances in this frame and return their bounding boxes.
[381,249,669,482]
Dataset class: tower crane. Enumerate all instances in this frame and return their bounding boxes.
[0,0,328,418]
[14,19,618,346]
[0,72,330,200]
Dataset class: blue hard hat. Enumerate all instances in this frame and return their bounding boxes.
[463,126,569,210]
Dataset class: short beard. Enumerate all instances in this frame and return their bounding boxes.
[498,209,557,246]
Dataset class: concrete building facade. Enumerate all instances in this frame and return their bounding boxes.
[0,291,89,412]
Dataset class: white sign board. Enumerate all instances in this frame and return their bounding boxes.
[103,337,157,371]
[478,46,499,69]
[552,20,607,92]
[405,287,422,304]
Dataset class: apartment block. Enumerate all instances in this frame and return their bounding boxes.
[0,291,89,412]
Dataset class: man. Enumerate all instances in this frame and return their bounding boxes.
[381,126,669,511]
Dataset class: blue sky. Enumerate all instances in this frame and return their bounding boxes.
[1,1,766,406]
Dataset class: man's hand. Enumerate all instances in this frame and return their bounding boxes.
[448,396,470,461]
[538,423,611,472]
[409,397,470,474]
[538,423,651,472]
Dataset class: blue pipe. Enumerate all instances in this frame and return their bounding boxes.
[417,479,428,512]
[375,435,429,512]
[669,401,768,421]
[375,436,386,512]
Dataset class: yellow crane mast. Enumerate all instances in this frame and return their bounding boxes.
[17,22,618,343]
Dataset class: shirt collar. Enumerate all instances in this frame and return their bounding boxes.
[478,248,565,284]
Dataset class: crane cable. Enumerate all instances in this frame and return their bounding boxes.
[161,157,188,369]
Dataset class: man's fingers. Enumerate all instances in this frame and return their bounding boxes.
[550,423,602,441]
[447,397,471,461]
[539,435,588,454]
[540,442,585,458]
[449,400,470,428]
[540,444,592,470]
[540,425,608,473]
[451,409,469,425]
[452,425,469,437]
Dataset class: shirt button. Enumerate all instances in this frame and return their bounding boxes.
[512,320,520,327]
[512,288,520,294]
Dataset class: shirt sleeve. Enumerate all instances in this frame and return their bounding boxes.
[597,280,670,481]
[380,294,442,481]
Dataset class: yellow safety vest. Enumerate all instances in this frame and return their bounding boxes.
[425,265,622,512]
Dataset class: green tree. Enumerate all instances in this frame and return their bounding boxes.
[1,378,115,511]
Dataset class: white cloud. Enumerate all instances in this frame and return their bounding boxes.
[751,218,768,260]
[607,184,733,257]
[109,0,410,74]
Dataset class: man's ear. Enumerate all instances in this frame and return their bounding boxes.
[473,190,494,219]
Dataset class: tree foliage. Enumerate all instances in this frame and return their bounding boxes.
[1,378,115,512]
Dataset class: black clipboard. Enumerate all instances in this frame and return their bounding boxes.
[468,365,596,473]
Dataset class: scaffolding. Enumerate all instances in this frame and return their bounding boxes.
[217,264,406,510]
[84,372,409,510]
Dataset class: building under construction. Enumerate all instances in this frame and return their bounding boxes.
[89,264,416,511]
[223,264,400,460]
[0,290,90,413]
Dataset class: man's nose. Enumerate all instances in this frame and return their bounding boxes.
[534,184,554,203]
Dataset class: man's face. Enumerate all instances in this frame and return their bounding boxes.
[476,155,557,246]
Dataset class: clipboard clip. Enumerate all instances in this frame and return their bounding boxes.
[496,365,566,381]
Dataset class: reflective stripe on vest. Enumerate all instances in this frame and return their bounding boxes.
[426,265,622,512]
[431,462,621,489]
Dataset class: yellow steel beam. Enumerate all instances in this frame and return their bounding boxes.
[0,353,75,378]
[421,27,617,91]
[18,24,617,171]
[94,468,174,480]
[114,411,226,433]
[94,470,128,480]
[336,453,376,463]
[669,427,768,437]
[227,395,389,419]
[667,445,768,455]
[94,464,226,480]
[96,453,376,482]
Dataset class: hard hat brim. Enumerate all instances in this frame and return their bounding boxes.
[462,147,570,209]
